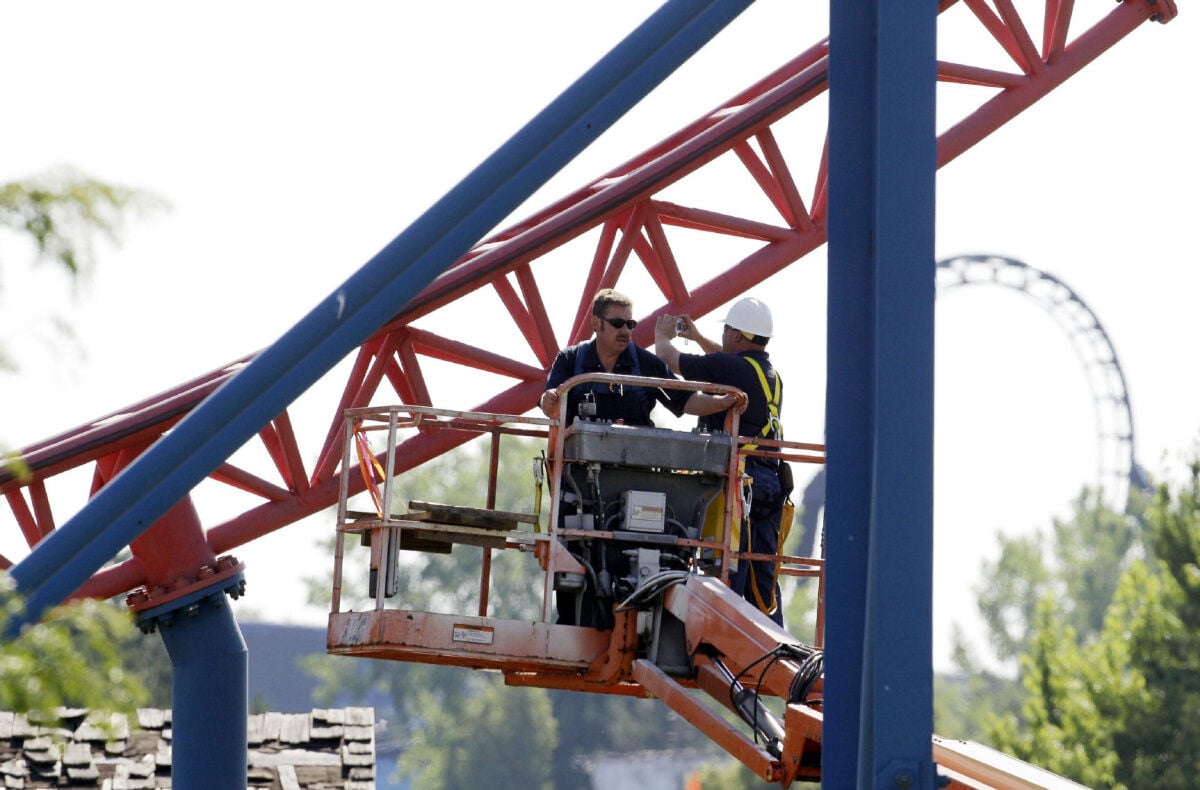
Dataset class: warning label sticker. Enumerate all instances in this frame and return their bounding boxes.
[452,624,495,645]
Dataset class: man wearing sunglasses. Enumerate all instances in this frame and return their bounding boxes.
[654,297,791,627]
[541,289,737,628]
[539,288,692,426]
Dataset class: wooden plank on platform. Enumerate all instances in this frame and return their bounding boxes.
[406,501,537,531]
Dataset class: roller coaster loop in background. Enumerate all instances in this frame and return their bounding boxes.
[794,253,1150,559]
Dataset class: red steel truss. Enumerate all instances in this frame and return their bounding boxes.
[0,0,1178,602]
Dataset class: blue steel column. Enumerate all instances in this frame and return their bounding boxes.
[825,1,937,788]
[142,590,248,790]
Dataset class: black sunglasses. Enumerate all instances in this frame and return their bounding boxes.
[602,317,637,330]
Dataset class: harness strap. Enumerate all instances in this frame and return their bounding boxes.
[743,356,782,451]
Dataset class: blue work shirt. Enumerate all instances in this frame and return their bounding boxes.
[544,341,690,426]
[678,349,781,444]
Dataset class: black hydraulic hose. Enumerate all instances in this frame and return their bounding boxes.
[705,653,785,758]
[586,466,611,600]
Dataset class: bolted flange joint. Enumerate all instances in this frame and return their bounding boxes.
[128,556,246,635]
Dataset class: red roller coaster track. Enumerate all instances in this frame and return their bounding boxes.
[0,0,1178,605]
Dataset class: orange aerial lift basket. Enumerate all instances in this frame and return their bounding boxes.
[327,374,828,785]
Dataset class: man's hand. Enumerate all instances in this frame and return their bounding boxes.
[685,391,743,416]
[715,392,744,413]
[539,389,560,418]
[660,312,720,354]
[654,313,677,342]
[654,314,684,373]
[674,314,698,341]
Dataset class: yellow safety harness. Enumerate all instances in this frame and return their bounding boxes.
[744,356,782,446]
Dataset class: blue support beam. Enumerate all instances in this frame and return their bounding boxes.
[825,1,937,788]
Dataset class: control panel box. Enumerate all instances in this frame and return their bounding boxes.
[621,490,667,533]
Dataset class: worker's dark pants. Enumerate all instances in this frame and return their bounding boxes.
[729,461,785,627]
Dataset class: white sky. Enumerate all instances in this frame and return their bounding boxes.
[2,2,1198,672]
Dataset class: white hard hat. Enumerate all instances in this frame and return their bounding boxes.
[721,297,773,338]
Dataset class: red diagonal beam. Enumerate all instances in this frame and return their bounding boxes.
[408,329,549,381]
[5,490,42,550]
[513,264,559,367]
[210,463,295,503]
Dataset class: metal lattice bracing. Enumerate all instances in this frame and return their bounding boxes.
[0,0,1176,601]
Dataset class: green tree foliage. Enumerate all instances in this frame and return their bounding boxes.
[114,622,173,708]
[1108,464,1200,786]
[975,531,1052,664]
[401,674,558,790]
[974,489,1139,666]
[0,582,152,715]
[546,687,716,790]
[986,597,1123,787]
[978,461,1200,787]
[938,488,1144,741]
[0,168,162,283]
[933,630,1025,742]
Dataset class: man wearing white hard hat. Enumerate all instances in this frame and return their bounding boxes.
[654,297,791,626]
